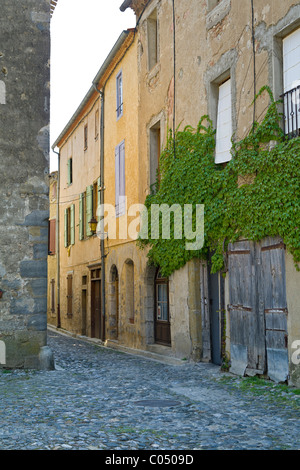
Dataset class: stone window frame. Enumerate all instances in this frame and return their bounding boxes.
[255,5,300,106]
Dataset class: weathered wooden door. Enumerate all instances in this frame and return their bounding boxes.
[228,237,289,382]
[261,237,289,382]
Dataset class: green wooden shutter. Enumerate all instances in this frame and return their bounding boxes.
[70,204,75,245]
[64,208,68,247]
[79,193,84,240]
[86,185,93,237]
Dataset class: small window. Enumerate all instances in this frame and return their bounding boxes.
[67,158,73,185]
[84,124,88,150]
[116,71,123,120]
[147,8,159,71]
[215,78,232,164]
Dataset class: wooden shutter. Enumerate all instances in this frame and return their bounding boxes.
[64,208,68,247]
[215,79,232,164]
[48,219,56,255]
[79,193,84,240]
[70,204,75,245]
[86,185,93,236]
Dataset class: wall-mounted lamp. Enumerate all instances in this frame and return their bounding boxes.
[88,217,98,235]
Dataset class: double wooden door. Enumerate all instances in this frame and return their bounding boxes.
[228,237,289,382]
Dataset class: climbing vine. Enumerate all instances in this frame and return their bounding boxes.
[138,86,300,277]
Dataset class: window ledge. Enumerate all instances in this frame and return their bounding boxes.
[147,62,160,87]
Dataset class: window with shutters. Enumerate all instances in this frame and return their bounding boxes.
[48,218,56,255]
[115,140,125,218]
[64,205,75,247]
[67,158,73,185]
[116,70,123,120]
[282,27,300,139]
[215,78,232,164]
[67,274,73,316]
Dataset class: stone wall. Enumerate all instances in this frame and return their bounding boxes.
[0,0,53,369]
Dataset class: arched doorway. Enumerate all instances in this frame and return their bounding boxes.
[155,268,171,345]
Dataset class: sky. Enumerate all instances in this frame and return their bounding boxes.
[50,0,136,172]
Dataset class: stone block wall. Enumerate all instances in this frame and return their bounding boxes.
[0,0,53,369]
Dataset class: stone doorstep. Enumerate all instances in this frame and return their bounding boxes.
[47,325,185,367]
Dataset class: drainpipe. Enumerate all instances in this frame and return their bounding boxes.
[93,84,106,341]
[52,148,61,328]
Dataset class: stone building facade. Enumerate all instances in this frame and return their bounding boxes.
[52,0,300,386]
[0,0,54,369]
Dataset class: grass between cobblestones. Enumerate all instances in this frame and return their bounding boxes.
[216,375,300,409]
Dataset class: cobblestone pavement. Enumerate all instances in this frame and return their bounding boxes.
[0,329,299,451]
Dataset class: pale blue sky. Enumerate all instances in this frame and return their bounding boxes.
[50,0,135,172]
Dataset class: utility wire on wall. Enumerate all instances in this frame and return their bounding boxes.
[251,0,256,131]
[172,0,176,158]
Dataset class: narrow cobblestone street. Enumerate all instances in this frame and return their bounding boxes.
[0,329,299,451]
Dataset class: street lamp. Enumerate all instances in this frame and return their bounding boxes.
[88,217,97,235]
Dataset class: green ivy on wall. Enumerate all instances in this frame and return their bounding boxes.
[138,86,300,277]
